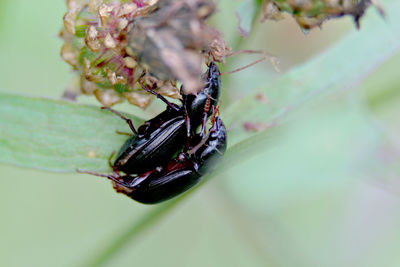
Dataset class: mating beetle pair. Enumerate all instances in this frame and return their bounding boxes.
[79,62,227,204]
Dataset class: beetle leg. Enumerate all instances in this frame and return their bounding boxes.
[115,130,131,136]
[210,104,221,125]
[76,169,120,181]
[199,112,208,137]
[76,169,138,188]
[101,107,137,135]
[184,106,191,136]
[183,105,192,150]
[198,94,212,137]
[138,80,180,112]
[107,151,116,169]
[187,131,210,155]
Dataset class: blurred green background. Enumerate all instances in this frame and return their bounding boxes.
[1,1,400,266]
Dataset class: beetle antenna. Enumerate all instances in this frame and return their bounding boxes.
[226,123,235,132]
[222,50,280,75]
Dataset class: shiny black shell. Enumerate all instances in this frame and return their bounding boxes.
[114,113,186,174]
[183,61,221,126]
[114,117,227,204]
[120,157,199,204]
[113,62,221,175]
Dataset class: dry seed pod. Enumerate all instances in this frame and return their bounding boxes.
[259,0,384,30]
[60,0,231,108]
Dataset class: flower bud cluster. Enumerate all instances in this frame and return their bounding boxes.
[60,0,180,108]
[60,0,230,108]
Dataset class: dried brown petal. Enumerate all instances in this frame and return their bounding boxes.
[133,4,155,17]
[295,16,323,30]
[147,0,159,5]
[132,66,145,84]
[158,81,181,99]
[105,68,127,85]
[88,0,102,13]
[104,33,117,49]
[63,8,79,35]
[85,26,101,52]
[94,89,124,107]
[125,91,154,109]
[99,3,113,26]
[119,3,137,16]
[60,43,79,68]
[123,57,137,69]
[80,77,98,95]
[118,18,129,30]
[140,74,180,99]
[83,58,103,82]
[87,25,98,39]
[66,0,85,10]
[261,0,284,22]
[125,46,135,57]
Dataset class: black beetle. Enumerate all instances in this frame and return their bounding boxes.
[84,116,227,204]
[112,108,186,174]
[107,62,221,174]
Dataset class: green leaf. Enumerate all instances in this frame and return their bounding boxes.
[0,0,8,35]
[0,93,143,172]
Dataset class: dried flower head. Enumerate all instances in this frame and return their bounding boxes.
[60,0,230,108]
[127,0,226,94]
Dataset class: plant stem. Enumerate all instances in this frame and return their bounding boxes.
[82,197,182,267]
